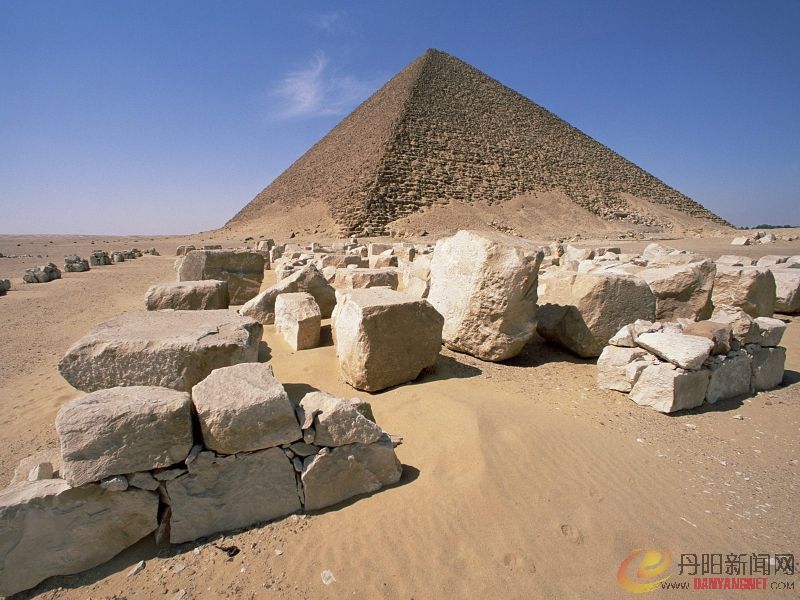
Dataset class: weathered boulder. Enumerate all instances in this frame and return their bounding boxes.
[297,391,383,447]
[709,306,761,345]
[637,260,715,320]
[705,353,752,404]
[144,280,229,310]
[191,363,301,454]
[176,244,196,256]
[58,310,262,392]
[756,255,789,268]
[332,288,443,391]
[301,434,402,511]
[629,363,710,413]
[427,230,544,361]
[716,255,755,266]
[635,332,714,370]
[747,346,786,391]
[0,279,9,295]
[177,249,265,305]
[166,447,300,543]
[537,272,656,357]
[711,265,776,317]
[89,250,111,266]
[333,268,399,290]
[753,317,786,347]
[596,346,651,392]
[772,268,800,314]
[23,262,61,283]
[681,320,733,355]
[56,386,193,486]
[275,292,321,351]
[63,255,90,272]
[0,480,158,597]
[240,263,336,324]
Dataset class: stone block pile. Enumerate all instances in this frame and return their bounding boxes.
[597,309,787,413]
[177,249,266,305]
[63,254,90,272]
[0,359,402,596]
[22,262,61,283]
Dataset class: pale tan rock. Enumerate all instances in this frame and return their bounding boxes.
[629,363,710,413]
[166,447,300,543]
[333,268,399,290]
[596,346,650,392]
[275,292,321,351]
[710,306,761,345]
[58,310,262,392]
[0,480,158,597]
[239,263,335,324]
[637,260,715,320]
[537,272,656,358]
[332,288,443,392]
[427,230,544,361]
[705,353,751,404]
[177,249,265,305]
[301,434,402,511]
[635,332,713,370]
[369,255,398,268]
[754,317,786,347]
[682,320,733,355]
[772,268,800,314]
[716,255,755,266]
[730,236,751,246]
[12,450,63,484]
[297,391,383,447]
[56,386,194,486]
[711,265,776,317]
[191,363,301,454]
[748,346,786,391]
[144,280,229,310]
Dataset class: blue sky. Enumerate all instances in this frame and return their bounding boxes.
[1,0,798,234]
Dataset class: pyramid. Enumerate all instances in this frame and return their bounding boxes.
[227,49,730,237]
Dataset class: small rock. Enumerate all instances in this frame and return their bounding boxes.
[733,414,744,420]
[128,560,145,577]
[321,569,336,585]
[274,548,283,556]
[100,475,129,492]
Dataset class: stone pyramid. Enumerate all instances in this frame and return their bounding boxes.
[227,49,729,236]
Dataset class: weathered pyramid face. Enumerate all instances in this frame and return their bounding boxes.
[227,49,728,237]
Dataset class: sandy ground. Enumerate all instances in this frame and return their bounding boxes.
[0,233,798,599]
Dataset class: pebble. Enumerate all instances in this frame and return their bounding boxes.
[321,570,336,585]
[128,560,145,577]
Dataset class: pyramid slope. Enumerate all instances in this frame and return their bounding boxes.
[227,49,730,236]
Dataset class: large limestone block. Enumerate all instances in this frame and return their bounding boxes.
[0,480,158,597]
[301,434,402,511]
[711,265,776,317]
[629,363,710,413]
[191,364,301,454]
[753,317,786,347]
[706,353,751,404]
[58,310,262,392]
[177,249,265,305]
[144,280,229,310]
[275,292,321,351]
[537,272,656,358]
[637,260,715,320]
[596,346,651,392]
[332,288,443,392]
[682,320,733,354]
[772,268,800,314]
[297,391,383,447]
[166,447,301,543]
[635,332,714,370]
[748,346,786,391]
[427,230,544,361]
[239,263,336,324]
[56,386,193,486]
[333,268,399,290]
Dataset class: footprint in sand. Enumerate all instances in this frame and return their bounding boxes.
[560,524,584,544]
[502,553,536,574]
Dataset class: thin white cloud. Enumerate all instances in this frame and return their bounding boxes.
[309,10,344,34]
[269,52,375,120]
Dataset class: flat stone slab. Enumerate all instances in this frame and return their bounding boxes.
[58,310,263,392]
[144,280,229,310]
[166,447,301,544]
[56,386,194,486]
[636,332,714,370]
[0,480,158,597]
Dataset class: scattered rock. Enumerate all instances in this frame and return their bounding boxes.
[144,280,230,311]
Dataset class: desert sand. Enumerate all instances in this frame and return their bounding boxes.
[0,232,798,599]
